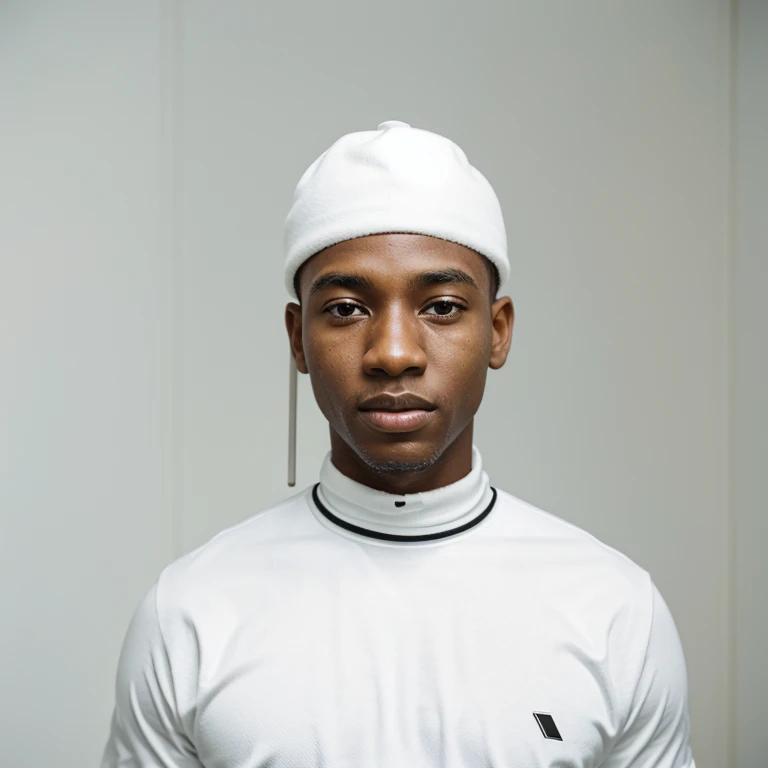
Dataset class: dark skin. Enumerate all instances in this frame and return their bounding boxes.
[284,233,514,495]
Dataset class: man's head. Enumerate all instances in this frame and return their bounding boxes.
[282,120,513,488]
[285,233,513,483]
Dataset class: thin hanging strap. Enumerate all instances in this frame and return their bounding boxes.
[288,349,297,486]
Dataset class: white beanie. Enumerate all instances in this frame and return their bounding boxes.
[283,120,509,301]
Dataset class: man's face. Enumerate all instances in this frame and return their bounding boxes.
[285,233,513,478]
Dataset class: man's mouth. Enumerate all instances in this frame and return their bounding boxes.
[358,391,437,412]
[358,408,436,433]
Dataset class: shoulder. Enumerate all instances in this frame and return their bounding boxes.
[492,486,653,591]
[110,489,311,695]
[150,486,312,624]
[492,487,657,697]
[161,485,311,578]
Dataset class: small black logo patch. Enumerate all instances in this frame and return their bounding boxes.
[394,501,406,507]
[533,712,563,741]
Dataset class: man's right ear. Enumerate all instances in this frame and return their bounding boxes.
[285,303,309,374]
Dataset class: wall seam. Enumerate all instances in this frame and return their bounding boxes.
[161,0,184,561]
[172,0,184,560]
[727,0,739,766]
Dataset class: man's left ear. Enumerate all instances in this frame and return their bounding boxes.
[488,296,514,370]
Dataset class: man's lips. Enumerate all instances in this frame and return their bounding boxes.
[358,408,436,433]
[358,392,437,412]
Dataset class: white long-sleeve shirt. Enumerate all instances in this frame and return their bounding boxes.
[100,444,695,767]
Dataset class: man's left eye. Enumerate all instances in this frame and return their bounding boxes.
[424,301,464,317]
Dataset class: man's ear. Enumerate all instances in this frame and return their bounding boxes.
[285,302,309,374]
[488,296,514,370]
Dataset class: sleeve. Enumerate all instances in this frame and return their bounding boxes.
[600,580,696,767]
[99,581,203,768]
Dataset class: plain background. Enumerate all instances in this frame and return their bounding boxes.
[1,1,765,766]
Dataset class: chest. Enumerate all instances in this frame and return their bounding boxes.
[190,562,616,767]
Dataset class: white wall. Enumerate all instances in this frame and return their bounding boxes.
[733,1,768,765]
[0,3,173,765]
[2,1,761,766]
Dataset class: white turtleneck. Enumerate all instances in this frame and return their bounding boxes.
[312,443,496,543]
[100,444,695,768]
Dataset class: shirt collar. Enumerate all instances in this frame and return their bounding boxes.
[311,443,496,544]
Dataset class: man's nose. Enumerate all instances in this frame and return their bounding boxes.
[362,306,428,377]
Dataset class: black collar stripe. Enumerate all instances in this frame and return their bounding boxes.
[310,483,498,543]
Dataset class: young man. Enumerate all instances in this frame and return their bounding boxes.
[101,121,696,767]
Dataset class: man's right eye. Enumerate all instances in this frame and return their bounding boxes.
[326,302,366,319]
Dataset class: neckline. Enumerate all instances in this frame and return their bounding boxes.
[309,444,497,545]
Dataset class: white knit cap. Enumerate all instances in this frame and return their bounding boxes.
[283,120,509,300]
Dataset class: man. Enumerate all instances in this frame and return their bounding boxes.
[101,120,696,767]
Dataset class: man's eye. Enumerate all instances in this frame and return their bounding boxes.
[423,301,464,318]
[325,300,465,320]
[326,302,365,319]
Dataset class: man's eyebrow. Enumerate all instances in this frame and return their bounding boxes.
[308,268,479,299]
[308,273,373,298]
[409,268,479,292]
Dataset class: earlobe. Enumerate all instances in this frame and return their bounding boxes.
[294,346,308,375]
[293,350,308,375]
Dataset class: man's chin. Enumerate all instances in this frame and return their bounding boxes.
[352,439,442,475]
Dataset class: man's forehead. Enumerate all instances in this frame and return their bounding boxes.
[301,234,487,293]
